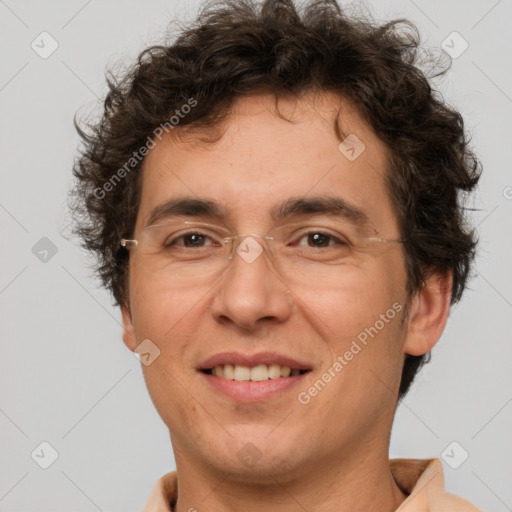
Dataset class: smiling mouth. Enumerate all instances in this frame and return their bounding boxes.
[202,364,311,381]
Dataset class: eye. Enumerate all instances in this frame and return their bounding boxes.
[294,231,349,249]
[164,231,218,249]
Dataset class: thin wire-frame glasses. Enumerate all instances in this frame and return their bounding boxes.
[120,219,405,283]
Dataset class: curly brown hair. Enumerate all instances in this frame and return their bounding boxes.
[67,0,481,400]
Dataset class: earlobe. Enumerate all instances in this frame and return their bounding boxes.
[121,304,138,352]
[403,270,453,356]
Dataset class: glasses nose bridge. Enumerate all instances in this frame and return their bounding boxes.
[225,232,276,262]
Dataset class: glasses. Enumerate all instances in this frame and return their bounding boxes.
[120,220,405,285]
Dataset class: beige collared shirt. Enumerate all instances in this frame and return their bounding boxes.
[142,458,483,511]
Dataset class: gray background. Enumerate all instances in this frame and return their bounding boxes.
[0,0,511,510]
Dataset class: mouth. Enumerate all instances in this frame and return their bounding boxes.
[198,352,312,402]
[201,364,310,381]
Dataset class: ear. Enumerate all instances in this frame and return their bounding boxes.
[403,269,453,356]
[121,303,138,352]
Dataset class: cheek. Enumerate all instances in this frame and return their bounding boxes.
[128,273,207,417]
[132,302,204,435]
[299,262,408,409]
[300,297,407,429]
[140,355,202,442]
[294,258,406,335]
[129,266,209,339]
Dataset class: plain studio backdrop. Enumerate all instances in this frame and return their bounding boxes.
[0,0,511,510]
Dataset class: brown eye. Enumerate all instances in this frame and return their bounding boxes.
[164,232,216,249]
[182,234,207,247]
[306,233,331,247]
[294,231,348,249]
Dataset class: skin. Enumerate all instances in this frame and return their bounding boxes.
[121,91,452,512]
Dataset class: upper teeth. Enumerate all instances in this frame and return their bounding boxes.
[211,364,302,381]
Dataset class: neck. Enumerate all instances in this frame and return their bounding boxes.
[172,445,408,512]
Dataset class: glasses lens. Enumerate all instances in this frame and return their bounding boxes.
[135,222,230,280]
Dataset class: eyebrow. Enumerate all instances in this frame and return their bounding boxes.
[144,195,370,231]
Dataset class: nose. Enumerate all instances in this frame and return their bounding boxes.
[210,237,292,331]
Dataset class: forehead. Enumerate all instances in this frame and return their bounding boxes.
[136,92,396,235]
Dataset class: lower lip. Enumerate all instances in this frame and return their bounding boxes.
[200,371,309,402]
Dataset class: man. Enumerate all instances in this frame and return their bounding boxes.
[69,0,482,510]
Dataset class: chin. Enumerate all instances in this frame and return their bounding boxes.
[200,426,309,481]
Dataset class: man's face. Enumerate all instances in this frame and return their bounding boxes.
[122,92,411,480]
